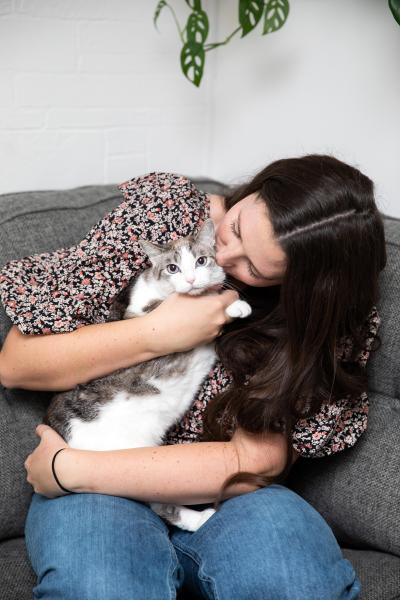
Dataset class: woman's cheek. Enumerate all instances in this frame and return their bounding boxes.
[226,269,250,286]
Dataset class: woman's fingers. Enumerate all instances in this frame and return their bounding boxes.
[220,289,240,303]
[143,289,241,354]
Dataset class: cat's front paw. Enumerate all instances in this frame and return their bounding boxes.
[225,299,252,319]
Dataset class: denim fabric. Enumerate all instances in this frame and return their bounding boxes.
[25,484,361,600]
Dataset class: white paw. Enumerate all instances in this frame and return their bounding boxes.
[225,299,252,319]
[176,508,216,532]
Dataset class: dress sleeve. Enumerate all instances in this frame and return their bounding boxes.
[0,172,209,335]
[292,306,381,458]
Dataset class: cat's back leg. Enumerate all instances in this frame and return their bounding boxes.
[150,502,216,532]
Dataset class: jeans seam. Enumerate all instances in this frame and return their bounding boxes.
[173,541,220,600]
[167,542,183,600]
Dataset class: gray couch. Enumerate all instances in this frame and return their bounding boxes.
[0,180,399,600]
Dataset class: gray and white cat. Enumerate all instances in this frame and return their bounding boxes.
[43,219,252,531]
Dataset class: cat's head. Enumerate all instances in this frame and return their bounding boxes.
[138,219,226,295]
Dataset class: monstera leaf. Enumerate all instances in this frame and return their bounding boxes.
[153,0,167,30]
[186,9,209,44]
[180,42,205,87]
[185,0,201,9]
[263,0,290,34]
[239,0,264,37]
[389,0,400,25]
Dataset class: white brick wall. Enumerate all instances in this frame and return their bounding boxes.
[0,17,76,71]
[0,0,215,193]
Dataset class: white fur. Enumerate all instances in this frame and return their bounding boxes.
[226,299,252,318]
[124,274,173,318]
[67,343,217,451]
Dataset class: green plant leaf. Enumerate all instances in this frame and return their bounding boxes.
[239,0,264,37]
[263,0,290,35]
[180,41,205,87]
[389,0,400,25]
[154,0,167,30]
[186,10,209,44]
[185,0,202,10]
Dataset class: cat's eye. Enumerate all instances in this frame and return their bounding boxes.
[166,264,180,274]
[196,256,208,267]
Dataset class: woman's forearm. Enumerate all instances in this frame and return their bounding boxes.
[0,316,158,391]
[55,439,281,505]
[0,290,238,392]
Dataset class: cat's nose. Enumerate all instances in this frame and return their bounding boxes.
[186,276,195,284]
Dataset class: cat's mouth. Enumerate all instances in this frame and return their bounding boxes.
[207,283,224,292]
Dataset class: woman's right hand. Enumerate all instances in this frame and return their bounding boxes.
[142,290,240,355]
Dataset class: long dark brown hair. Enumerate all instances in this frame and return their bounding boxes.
[202,154,387,507]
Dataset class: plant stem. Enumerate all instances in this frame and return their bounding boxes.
[166,3,185,44]
[204,26,242,52]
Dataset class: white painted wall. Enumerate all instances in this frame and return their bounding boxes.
[1,1,399,217]
[208,0,400,217]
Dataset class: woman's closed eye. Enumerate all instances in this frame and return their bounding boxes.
[229,220,239,239]
[229,220,263,280]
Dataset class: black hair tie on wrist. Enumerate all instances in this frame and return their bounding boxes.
[52,447,75,494]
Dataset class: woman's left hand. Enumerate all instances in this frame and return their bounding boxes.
[24,424,71,498]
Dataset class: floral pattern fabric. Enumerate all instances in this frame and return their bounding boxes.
[0,172,381,458]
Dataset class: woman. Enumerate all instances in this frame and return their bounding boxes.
[0,154,385,599]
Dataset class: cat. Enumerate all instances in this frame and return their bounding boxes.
[43,218,252,531]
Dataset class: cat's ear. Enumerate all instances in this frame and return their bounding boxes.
[138,239,165,261]
[195,219,216,246]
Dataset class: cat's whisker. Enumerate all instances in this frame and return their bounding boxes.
[221,280,252,303]
[222,281,239,290]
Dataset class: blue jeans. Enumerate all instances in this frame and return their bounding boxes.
[25,484,361,599]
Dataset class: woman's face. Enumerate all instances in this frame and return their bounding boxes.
[214,193,287,288]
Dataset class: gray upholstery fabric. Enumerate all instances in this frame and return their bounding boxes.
[0,181,398,600]
[287,392,400,555]
[342,549,400,600]
[0,538,36,600]
[368,217,400,400]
